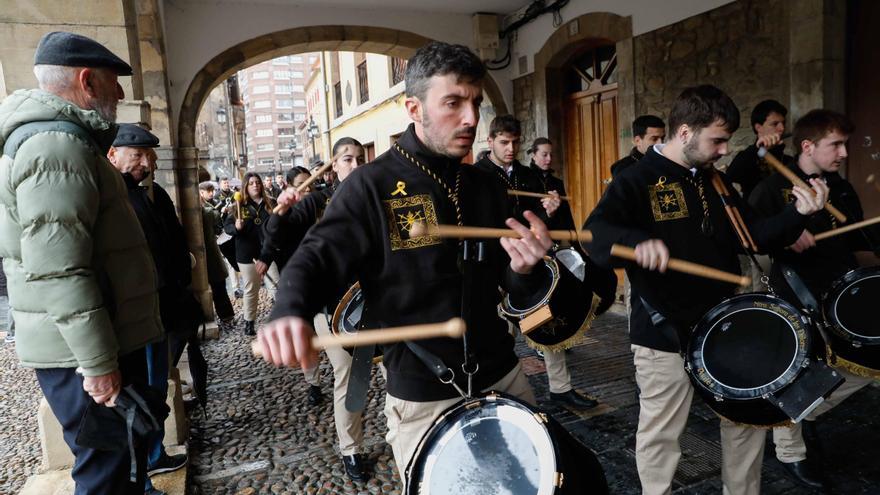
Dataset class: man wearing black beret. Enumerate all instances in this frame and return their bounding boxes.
[0,32,164,493]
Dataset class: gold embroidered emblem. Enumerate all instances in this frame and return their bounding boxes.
[782,188,794,203]
[650,180,689,222]
[391,181,408,196]
[383,194,441,250]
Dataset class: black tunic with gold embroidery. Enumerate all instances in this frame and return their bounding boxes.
[271,124,540,401]
[585,146,806,352]
[261,185,334,270]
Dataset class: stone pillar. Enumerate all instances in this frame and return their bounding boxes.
[37,398,74,471]
[789,0,847,118]
[176,146,215,321]
[615,37,636,159]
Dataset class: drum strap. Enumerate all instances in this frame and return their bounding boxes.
[780,265,837,362]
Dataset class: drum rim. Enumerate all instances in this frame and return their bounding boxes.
[331,281,361,336]
[552,247,586,282]
[499,258,559,317]
[688,293,811,400]
[404,392,561,495]
[822,268,880,345]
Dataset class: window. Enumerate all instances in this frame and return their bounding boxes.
[253,100,271,109]
[272,57,288,65]
[292,85,304,92]
[256,129,274,137]
[259,158,275,165]
[256,143,275,152]
[292,71,304,78]
[291,56,303,63]
[277,113,294,122]
[276,99,293,109]
[273,71,291,79]
[309,56,318,65]
[363,142,375,162]
[275,85,292,94]
[294,113,306,121]
[252,85,270,94]
[333,82,343,118]
[277,127,295,136]
[391,58,407,86]
[293,99,306,107]
[294,156,304,167]
[255,114,272,123]
[252,71,269,79]
[357,60,369,104]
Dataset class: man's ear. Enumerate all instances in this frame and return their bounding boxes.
[404,96,422,124]
[77,68,97,98]
[107,146,117,164]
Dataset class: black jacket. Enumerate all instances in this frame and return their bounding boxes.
[610,147,644,178]
[585,147,807,352]
[223,198,272,264]
[271,124,541,401]
[474,156,548,223]
[726,144,792,200]
[749,162,879,299]
[531,165,576,231]
[261,185,334,269]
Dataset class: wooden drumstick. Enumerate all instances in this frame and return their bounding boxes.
[251,318,466,357]
[272,161,334,214]
[757,147,847,223]
[507,189,572,201]
[429,224,592,243]
[813,215,880,242]
[610,245,751,287]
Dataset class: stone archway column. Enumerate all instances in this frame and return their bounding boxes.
[158,146,215,321]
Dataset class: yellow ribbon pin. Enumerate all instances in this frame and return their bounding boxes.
[391,180,408,196]
[655,176,667,187]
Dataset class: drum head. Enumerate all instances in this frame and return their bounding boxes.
[554,248,586,282]
[824,267,880,344]
[406,394,559,495]
[689,293,810,400]
[502,259,557,316]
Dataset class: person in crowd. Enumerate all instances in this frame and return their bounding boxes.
[749,109,880,491]
[609,115,666,178]
[0,31,163,493]
[286,165,313,193]
[224,172,278,336]
[727,99,793,199]
[214,176,243,299]
[107,124,192,489]
[585,85,828,495]
[256,41,551,485]
[200,181,235,323]
[275,172,287,192]
[265,138,371,479]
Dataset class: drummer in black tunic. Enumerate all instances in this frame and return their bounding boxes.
[585,85,829,495]
[749,109,879,491]
[257,42,551,484]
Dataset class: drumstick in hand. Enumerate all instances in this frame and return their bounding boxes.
[508,190,572,201]
[272,161,334,215]
[758,147,847,222]
[251,318,466,357]
[813,214,880,242]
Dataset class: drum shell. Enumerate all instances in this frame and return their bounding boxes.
[686,293,815,426]
[405,392,607,495]
[821,267,880,376]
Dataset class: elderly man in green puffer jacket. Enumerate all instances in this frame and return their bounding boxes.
[0,32,164,494]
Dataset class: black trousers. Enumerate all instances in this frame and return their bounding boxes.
[35,349,149,495]
[210,278,234,319]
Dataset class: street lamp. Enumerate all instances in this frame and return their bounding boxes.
[307,117,320,159]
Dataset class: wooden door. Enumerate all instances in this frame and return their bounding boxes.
[564,88,619,226]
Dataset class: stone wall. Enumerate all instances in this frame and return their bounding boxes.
[632,0,792,167]
[512,73,536,162]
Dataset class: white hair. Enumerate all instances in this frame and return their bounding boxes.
[33,65,80,91]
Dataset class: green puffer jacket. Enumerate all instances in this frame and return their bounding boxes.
[0,89,164,376]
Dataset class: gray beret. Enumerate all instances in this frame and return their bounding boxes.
[34,31,133,76]
[113,124,160,148]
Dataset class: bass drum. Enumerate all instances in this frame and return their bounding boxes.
[822,266,880,377]
[686,293,841,426]
[405,392,607,495]
[499,256,599,352]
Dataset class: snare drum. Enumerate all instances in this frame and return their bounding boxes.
[405,392,607,495]
[686,293,843,426]
[499,256,599,352]
[822,266,880,377]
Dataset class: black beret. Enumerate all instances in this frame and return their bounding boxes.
[113,124,160,148]
[34,31,133,76]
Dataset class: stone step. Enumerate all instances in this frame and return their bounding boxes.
[19,445,188,495]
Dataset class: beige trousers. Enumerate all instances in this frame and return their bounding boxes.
[543,349,573,393]
[238,261,280,322]
[302,314,386,455]
[383,363,536,487]
[773,368,873,463]
[632,345,766,495]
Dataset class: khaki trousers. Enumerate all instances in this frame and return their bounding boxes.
[384,363,536,487]
[543,349,573,394]
[302,314,386,455]
[238,262,280,322]
[773,368,873,463]
[632,345,766,495]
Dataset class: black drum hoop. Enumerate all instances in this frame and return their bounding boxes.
[823,269,880,345]
[688,294,811,401]
[500,258,559,317]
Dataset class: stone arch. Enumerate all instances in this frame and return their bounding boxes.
[530,12,633,165]
[177,25,509,150]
